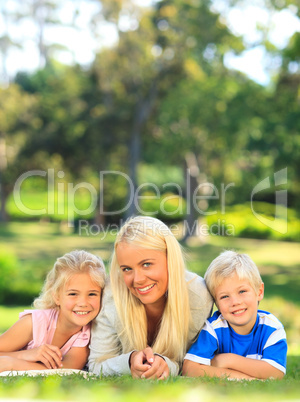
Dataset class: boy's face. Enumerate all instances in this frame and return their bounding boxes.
[214,273,264,335]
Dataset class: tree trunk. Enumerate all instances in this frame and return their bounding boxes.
[125,82,158,219]
[0,136,7,221]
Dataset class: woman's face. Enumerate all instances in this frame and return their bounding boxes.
[116,242,168,311]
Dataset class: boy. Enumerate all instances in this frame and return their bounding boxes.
[182,251,287,380]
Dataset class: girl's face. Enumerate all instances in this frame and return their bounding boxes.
[116,243,169,312]
[55,272,102,331]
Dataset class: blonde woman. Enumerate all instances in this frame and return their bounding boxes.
[88,216,212,379]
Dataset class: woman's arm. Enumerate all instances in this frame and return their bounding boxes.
[182,359,255,380]
[88,287,133,376]
[129,347,171,379]
[211,353,284,379]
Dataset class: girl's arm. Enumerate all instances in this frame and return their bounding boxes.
[0,315,33,355]
[0,356,61,372]
[182,359,255,380]
[211,353,284,379]
[0,315,62,370]
[60,346,89,370]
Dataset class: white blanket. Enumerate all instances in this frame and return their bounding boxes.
[0,368,94,378]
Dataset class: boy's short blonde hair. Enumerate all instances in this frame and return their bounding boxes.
[204,250,263,299]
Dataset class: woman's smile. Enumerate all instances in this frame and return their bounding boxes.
[136,283,156,294]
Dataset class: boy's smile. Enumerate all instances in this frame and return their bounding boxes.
[215,273,264,335]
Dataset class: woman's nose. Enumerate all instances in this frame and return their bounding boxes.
[133,269,146,284]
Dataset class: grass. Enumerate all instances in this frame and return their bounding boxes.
[0,364,299,401]
[0,221,299,400]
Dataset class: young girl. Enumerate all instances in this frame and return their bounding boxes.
[88,216,213,379]
[0,250,105,373]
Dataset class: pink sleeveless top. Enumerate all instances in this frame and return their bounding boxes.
[19,309,90,356]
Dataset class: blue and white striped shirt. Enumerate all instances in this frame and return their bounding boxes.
[185,310,287,373]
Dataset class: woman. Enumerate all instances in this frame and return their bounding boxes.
[88,216,213,378]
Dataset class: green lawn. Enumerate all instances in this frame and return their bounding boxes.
[0,221,299,400]
[0,364,299,401]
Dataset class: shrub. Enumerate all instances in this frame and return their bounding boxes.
[206,202,300,241]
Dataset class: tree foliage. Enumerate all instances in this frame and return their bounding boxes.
[0,0,299,226]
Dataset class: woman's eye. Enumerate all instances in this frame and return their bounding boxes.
[240,290,246,294]
[122,267,131,272]
[143,262,151,268]
[68,293,77,296]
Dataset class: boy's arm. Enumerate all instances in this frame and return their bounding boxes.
[211,353,284,379]
[182,359,255,380]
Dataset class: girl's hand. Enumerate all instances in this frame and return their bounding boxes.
[19,345,63,369]
[130,347,169,379]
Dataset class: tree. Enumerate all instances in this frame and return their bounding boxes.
[89,0,244,220]
[0,84,37,221]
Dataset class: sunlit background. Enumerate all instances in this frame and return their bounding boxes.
[0,0,299,362]
[0,2,300,399]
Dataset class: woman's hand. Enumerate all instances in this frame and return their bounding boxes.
[19,345,63,369]
[130,347,169,379]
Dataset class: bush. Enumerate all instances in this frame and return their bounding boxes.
[206,202,300,241]
[0,251,19,304]
[139,192,187,222]
[0,250,40,305]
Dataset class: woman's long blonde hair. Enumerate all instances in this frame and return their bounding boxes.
[110,216,191,362]
[33,250,106,309]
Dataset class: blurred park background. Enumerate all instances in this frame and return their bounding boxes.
[0,0,300,358]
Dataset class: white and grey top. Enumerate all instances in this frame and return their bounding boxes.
[88,271,213,376]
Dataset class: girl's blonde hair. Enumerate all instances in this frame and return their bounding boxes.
[110,216,191,363]
[33,250,106,309]
[204,250,263,299]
